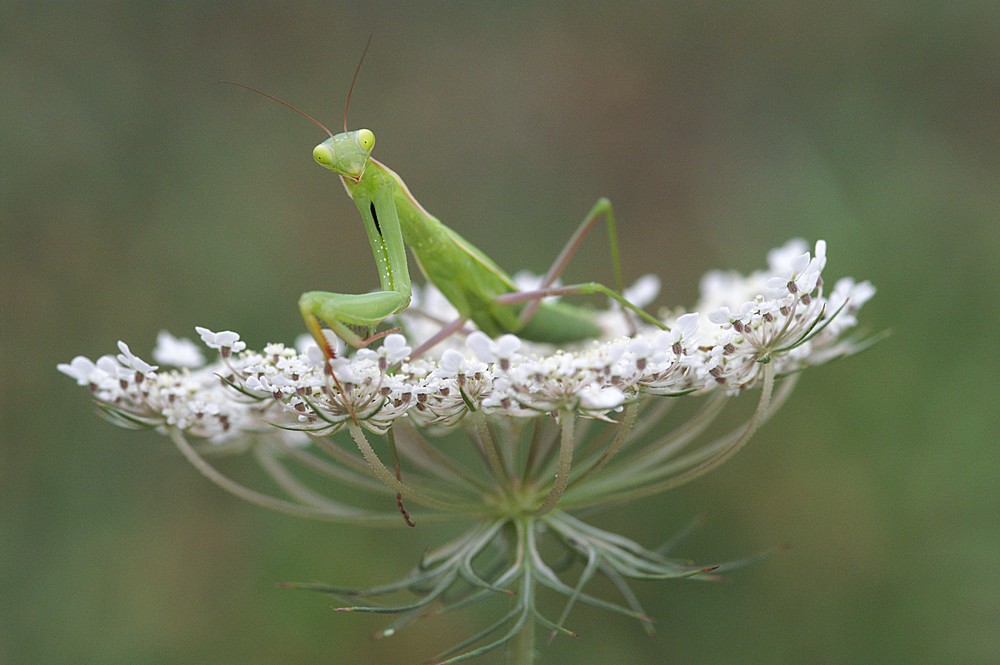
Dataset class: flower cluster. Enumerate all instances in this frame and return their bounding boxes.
[60,240,873,444]
[60,238,876,664]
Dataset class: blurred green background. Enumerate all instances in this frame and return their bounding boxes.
[3,2,997,663]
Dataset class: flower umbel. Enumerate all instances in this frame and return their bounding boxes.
[61,239,875,663]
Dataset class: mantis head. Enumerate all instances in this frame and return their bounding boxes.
[312,129,375,181]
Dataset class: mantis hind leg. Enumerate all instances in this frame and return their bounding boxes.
[497,283,667,331]
[404,315,470,363]
[514,197,663,332]
[518,198,621,326]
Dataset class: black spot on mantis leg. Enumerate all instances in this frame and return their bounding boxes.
[369,202,382,236]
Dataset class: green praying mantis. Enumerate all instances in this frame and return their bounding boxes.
[231,57,667,362]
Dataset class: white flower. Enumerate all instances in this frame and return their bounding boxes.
[382,334,411,363]
[467,331,522,368]
[667,312,700,350]
[436,348,487,378]
[766,238,810,273]
[58,356,113,387]
[623,274,661,308]
[578,384,625,411]
[708,307,732,326]
[116,341,158,375]
[194,327,247,354]
[766,239,826,298]
[293,333,319,355]
[329,357,366,385]
[823,277,877,334]
[62,239,874,437]
[152,330,205,368]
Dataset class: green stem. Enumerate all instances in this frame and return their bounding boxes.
[509,518,536,665]
[637,365,774,496]
[532,409,575,516]
[347,422,465,511]
[472,412,509,484]
[509,599,536,665]
[568,402,638,488]
[168,428,404,525]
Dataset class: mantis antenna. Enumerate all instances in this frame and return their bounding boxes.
[221,36,373,138]
[344,34,374,133]
[220,81,334,138]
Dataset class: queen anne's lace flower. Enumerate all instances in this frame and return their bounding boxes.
[63,239,872,442]
[61,238,876,664]
[152,330,206,368]
[194,327,246,355]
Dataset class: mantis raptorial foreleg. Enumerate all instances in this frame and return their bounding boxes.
[297,177,412,359]
[299,290,407,353]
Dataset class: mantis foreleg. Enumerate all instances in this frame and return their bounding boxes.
[299,181,411,359]
[299,290,407,353]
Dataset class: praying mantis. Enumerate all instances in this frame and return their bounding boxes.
[232,57,666,362]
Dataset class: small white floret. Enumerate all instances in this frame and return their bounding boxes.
[195,327,247,353]
[579,385,626,411]
[623,274,661,308]
[116,341,158,374]
[153,330,205,368]
[58,356,99,386]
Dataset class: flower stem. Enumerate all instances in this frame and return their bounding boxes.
[168,428,402,525]
[347,422,463,512]
[509,601,536,665]
[532,409,575,516]
[508,517,536,665]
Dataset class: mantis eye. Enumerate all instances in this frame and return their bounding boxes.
[313,144,334,166]
[357,129,375,151]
